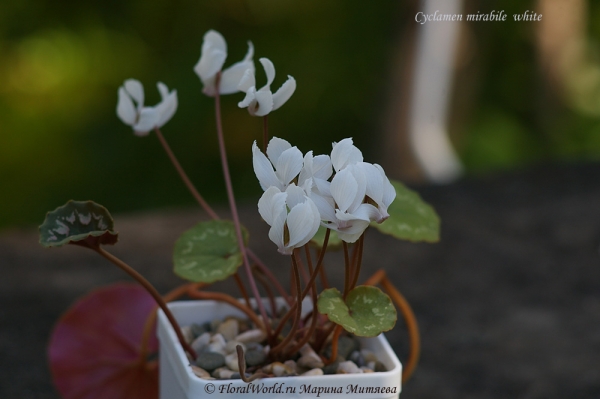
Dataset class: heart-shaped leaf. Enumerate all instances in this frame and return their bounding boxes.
[48,283,159,399]
[173,220,249,283]
[372,180,440,242]
[310,225,342,250]
[39,200,118,248]
[317,286,397,337]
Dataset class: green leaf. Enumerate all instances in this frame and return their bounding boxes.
[310,225,342,250]
[39,200,118,248]
[173,220,249,284]
[372,180,440,242]
[317,286,397,337]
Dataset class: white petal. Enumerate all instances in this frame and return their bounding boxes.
[347,164,367,212]
[336,219,370,243]
[336,203,379,223]
[331,138,363,172]
[268,209,288,254]
[259,58,275,89]
[272,76,296,111]
[155,90,178,128]
[252,141,281,190]
[258,187,285,226]
[124,79,144,107]
[309,191,336,222]
[157,82,169,99]
[274,146,303,186]
[238,86,257,108]
[360,162,384,204]
[286,199,320,249]
[220,61,254,95]
[375,164,396,207]
[285,184,306,208]
[253,89,274,117]
[330,168,358,213]
[238,68,256,93]
[312,154,333,180]
[117,87,136,126]
[133,107,159,136]
[266,137,292,165]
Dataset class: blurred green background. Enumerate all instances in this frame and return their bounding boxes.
[2,0,600,229]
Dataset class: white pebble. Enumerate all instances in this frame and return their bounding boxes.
[217,319,239,341]
[235,329,267,343]
[297,352,324,369]
[337,360,363,374]
[191,365,212,379]
[191,332,211,353]
[225,340,245,355]
[301,368,324,376]
[225,353,240,372]
[180,326,194,344]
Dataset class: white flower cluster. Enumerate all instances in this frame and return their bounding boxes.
[254,137,396,254]
[117,30,296,134]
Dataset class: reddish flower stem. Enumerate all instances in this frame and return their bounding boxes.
[94,246,197,360]
[214,73,271,338]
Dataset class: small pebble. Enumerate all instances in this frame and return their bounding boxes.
[191,365,211,379]
[263,361,293,377]
[322,360,339,375]
[235,329,267,343]
[225,340,245,355]
[360,349,378,363]
[225,353,240,372]
[349,350,364,367]
[337,360,363,374]
[210,319,222,332]
[301,368,324,376]
[195,352,225,371]
[217,319,239,341]
[297,352,324,369]
[191,332,211,353]
[360,366,374,373]
[180,326,194,345]
[214,367,235,379]
[284,360,297,374]
[191,323,210,338]
[245,349,267,367]
[374,361,387,372]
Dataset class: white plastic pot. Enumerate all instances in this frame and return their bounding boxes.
[157,300,402,399]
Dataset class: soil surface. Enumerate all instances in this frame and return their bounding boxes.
[1,162,599,399]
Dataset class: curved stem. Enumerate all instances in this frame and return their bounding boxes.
[138,282,198,361]
[342,241,351,299]
[253,265,277,318]
[234,273,252,309]
[94,246,197,360]
[364,269,420,384]
[154,128,219,220]
[214,73,272,338]
[323,324,343,365]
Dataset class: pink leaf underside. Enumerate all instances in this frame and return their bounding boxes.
[48,283,159,399]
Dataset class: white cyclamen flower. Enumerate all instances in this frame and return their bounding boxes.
[252,137,303,191]
[331,137,363,172]
[360,162,396,223]
[258,184,321,255]
[116,79,178,136]
[321,164,381,243]
[194,30,254,97]
[238,58,296,116]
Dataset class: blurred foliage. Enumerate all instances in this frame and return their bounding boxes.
[2,0,600,229]
[459,0,600,173]
[0,0,404,229]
